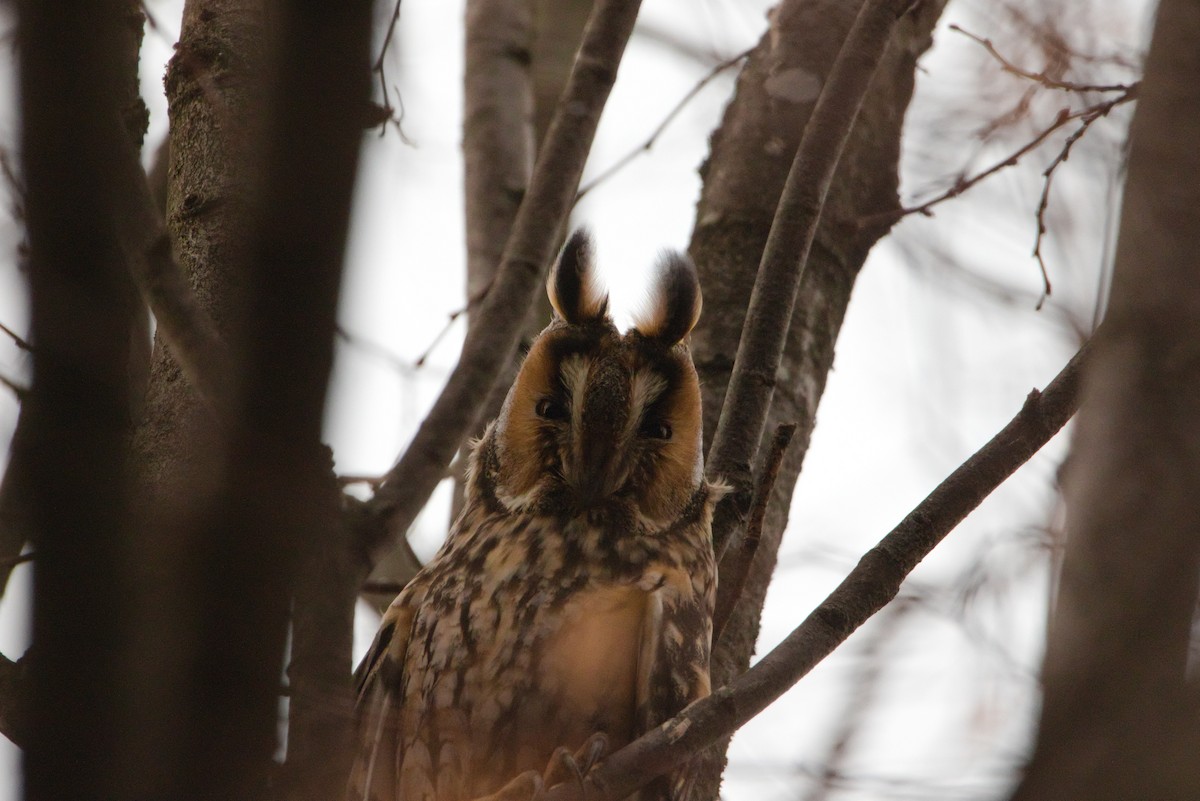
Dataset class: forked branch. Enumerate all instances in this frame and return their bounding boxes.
[359,0,645,565]
[706,0,917,558]
[536,341,1088,801]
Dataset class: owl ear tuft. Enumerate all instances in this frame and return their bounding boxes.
[548,228,609,324]
[632,251,702,346]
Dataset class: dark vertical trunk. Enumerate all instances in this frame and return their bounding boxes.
[16,2,144,799]
[1010,2,1200,798]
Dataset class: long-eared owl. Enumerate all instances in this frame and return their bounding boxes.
[350,230,725,801]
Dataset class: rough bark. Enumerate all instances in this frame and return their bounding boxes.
[119,1,371,798]
[1010,1,1200,798]
[535,342,1086,801]
[686,0,949,795]
[121,3,271,794]
[705,0,918,557]
[16,1,143,798]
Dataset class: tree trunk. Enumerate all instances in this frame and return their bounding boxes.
[686,0,949,795]
[1010,1,1200,798]
[17,2,145,799]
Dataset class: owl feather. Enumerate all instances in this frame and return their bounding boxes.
[350,229,723,801]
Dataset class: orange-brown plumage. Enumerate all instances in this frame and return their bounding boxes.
[350,230,723,801]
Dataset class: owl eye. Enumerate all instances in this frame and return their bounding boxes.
[638,419,672,440]
[535,398,568,421]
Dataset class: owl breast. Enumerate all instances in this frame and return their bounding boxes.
[350,229,720,801]
[386,507,708,801]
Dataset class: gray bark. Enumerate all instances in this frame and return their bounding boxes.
[686,0,950,795]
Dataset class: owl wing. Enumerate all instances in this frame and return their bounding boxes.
[347,579,429,801]
[634,565,714,801]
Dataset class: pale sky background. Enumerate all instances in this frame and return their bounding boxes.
[0,0,1148,799]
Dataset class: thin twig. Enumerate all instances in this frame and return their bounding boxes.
[336,326,417,377]
[860,87,1135,230]
[361,580,407,596]
[139,1,179,43]
[371,1,411,141]
[712,423,795,645]
[707,0,916,559]
[1031,92,1133,309]
[0,321,31,353]
[536,341,1089,801]
[0,373,27,401]
[950,24,1136,94]
[372,0,403,74]
[359,0,646,567]
[0,148,27,229]
[858,87,1135,308]
[414,306,467,368]
[0,551,33,571]
[575,47,752,203]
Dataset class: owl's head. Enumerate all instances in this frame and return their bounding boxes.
[480,229,705,525]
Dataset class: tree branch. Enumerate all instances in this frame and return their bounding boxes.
[0,651,28,748]
[1011,0,1200,795]
[196,1,372,798]
[17,1,142,796]
[359,0,645,565]
[463,0,534,308]
[706,0,916,558]
[110,107,236,418]
[575,47,752,203]
[686,2,951,794]
[950,24,1136,94]
[538,341,1087,801]
[711,423,794,645]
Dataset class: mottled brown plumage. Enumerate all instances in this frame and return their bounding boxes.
[350,230,723,801]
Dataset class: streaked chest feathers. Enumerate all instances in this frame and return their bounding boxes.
[351,229,724,801]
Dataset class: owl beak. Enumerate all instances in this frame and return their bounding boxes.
[575,433,619,509]
[576,463,611,509]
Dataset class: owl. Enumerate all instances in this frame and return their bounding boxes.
[349,229,725,801]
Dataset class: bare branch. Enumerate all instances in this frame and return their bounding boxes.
[123,222,235,415]
[575,47,752,203]
[106,58,237,417]
[707,0,918,558]
[1031,92,1133,309]
[712,422,794,645]
[0,552,33,571]
[464,0,534,306]
[1012,0,1200,794]
[359,0,646,565]
[0,373,27,401]
[537,341,1087,801]
[0,321,32,353]
[950,24,1136,94]
[0,651,27,748]
[858,89,1135,231]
